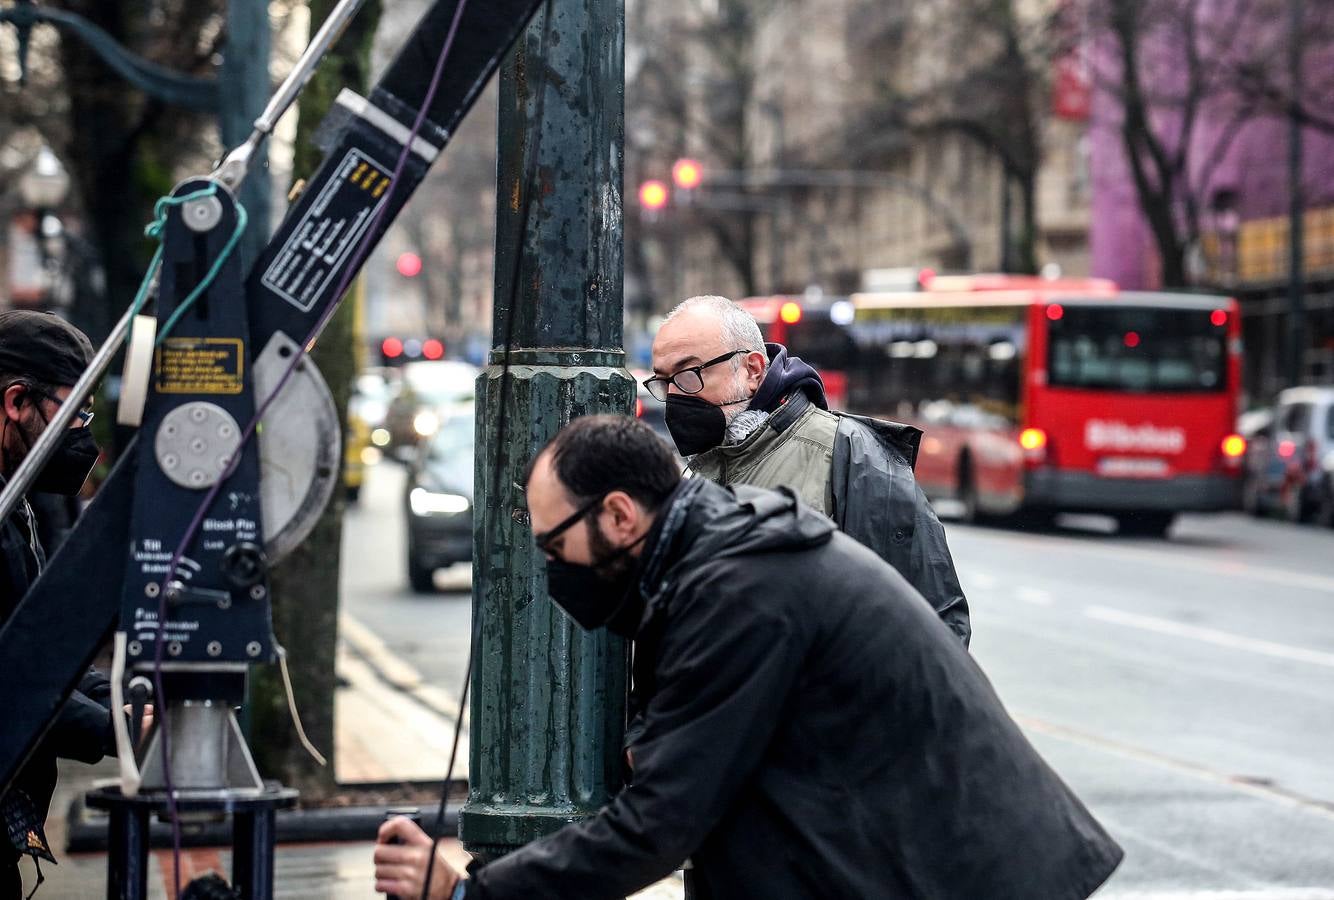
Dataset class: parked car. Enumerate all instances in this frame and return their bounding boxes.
[344,370,395,502]
[384,360,478,457]
[1241,386,1334,522]
[1239,408,1278,517]
[1315,448,1334,527]
[405,403,475,593]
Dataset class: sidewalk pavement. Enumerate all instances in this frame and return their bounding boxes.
[35,617,683,899]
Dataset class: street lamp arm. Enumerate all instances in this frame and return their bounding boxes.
[1,1,219,111]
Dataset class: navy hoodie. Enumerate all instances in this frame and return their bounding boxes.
[747,343,828,413]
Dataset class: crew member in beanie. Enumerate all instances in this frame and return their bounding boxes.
[0,311,118,898]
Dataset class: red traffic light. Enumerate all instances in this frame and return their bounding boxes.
[422,339,445,360]
[396,252,423,278]
[672,158,702,190]
[381,337,404,359]
[639,180,669,210]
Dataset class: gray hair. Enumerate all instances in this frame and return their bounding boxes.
[664,296,767,365]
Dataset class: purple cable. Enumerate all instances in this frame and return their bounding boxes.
[152,1,472,893]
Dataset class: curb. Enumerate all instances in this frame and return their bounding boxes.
[339,613,470,729]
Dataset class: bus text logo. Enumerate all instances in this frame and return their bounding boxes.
[1085,420,1186,454]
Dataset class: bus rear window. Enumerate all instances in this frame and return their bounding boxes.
[1047,306,1226,393]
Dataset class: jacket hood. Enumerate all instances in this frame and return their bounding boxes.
[748,343,828,413]
[638,479,833,603]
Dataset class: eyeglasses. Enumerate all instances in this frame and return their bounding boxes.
[533,493,605,557]
[32,389,94,428]
[642,350,747,402]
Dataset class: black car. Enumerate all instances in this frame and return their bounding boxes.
[405,404,475,593]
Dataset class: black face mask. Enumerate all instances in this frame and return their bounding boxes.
[34,426,99,495]
[8,394,100,496]
[665,393,750,456]
[545,518,649,637]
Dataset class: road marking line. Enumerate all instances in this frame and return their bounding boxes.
[1085,605,1334,670]
[1019,709,1334,821]
[966,571,998,590]
[1102,891,1334,899]
[1016,714,1334,823]
[1015,586,1053,606]
[964,530,1334,595]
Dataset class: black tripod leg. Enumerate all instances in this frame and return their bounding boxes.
[232,807,276,900]
[105,802,149,900]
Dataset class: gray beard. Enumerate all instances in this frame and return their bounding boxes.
[724,408,770,445]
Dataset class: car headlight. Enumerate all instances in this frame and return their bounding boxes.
[409,487,470,517]
[413,411,440,437]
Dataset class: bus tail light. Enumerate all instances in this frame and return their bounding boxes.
[1019,427,1048,464]
[779,301,803,324]
[1220,433,1246,468]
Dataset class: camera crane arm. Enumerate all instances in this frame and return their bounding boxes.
[0,0,544,799]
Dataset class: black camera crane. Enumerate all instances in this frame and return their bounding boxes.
[0,1,542,896]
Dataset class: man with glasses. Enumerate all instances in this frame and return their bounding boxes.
[0,311,116,898]
[648,295,970,645]
[374,415,1122,899]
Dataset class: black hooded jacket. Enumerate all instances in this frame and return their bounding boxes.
[0,496,114,869]
[466,479,1122,899]
[692,343,971,645]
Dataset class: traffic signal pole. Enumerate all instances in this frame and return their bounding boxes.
[460,0,632,860]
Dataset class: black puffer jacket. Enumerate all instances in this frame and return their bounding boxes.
[466,480,1122,899]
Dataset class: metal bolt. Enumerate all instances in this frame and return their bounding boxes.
[218,423,234,439]
[207,641,222,657]
[189,438,208,454]
[190,406,208,423]
[182,194,223,233]
[145,582,160,599]
[189,470,207,486]
[162,454,179,470]
[168,641,183,657]
[128,641,142,656]
[248,584,266,601]
[217,595,232,610]
[165,580,185,602]
[246,642,262,658]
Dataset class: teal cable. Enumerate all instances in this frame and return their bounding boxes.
[118,184,250,347]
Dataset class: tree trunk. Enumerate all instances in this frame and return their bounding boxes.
[249,0,381,798]
[1015,168,1038,275]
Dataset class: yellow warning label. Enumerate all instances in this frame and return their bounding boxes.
[155,338,244,395]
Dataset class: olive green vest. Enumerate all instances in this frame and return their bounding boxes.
[687,400,838,514]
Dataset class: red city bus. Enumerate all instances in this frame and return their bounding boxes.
[842,282,1246,535]
[736,295,856,409]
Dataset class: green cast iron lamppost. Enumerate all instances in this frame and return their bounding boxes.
[460,0,633,860]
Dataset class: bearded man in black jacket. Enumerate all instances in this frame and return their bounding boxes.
[375,415,1122,900]
[0,312,117,898]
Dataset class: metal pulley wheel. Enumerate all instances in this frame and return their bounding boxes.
[252,332,342,564]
